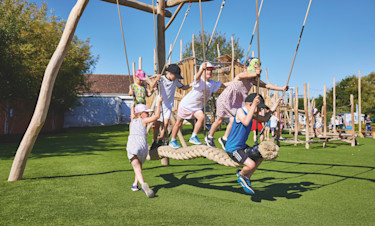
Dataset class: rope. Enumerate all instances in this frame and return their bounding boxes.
[115,0,132,84]
[198,0,207,137]
[255,0,261,142]
[244,0,263,63]
[148,145,240,167]
[207,0,225,48]
[282,0,312,98]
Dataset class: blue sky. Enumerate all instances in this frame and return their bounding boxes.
[30,0,375,98]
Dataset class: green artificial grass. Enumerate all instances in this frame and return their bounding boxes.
[1,125,374,225]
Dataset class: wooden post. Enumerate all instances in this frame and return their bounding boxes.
[192,34,197,75]
[168,43,172,64]
[153,48,157,73]
[358,70,363,137]
[8,0,89,181]
[180,39,183,61]
[308,82,310,112]
[231,35,234,80]
[350,94,356,146]
[217,44,220,57]
[304,84,310,149]
[275,91,281,146]
[138,57,142,69]
[333,77,337,134]
[265,68,270,84]
[157,0,166,74]
[132,62,136,79]
[323,85,327,137]
[294,87,299,146]
[289,90,293,135]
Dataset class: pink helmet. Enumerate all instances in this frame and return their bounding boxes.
[135,104,153,114]
[135,69,146,81]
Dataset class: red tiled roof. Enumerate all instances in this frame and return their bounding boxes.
[83,74,133,94]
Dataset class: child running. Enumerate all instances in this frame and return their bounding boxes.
[169,62,228,148]
[126,97,163,198]
[150,64,190,149]
[225,93,282,195]
[129,69,155,105]
[205,57,288,149]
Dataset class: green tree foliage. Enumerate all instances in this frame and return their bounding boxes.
[182,31,244,62]
[317,72,375,115]
[0,0,97,110]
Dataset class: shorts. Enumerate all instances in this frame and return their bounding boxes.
[227,146,262,164]
[251,120,263,131]
[157,105,172,122]
[127,151,148,164]
[177,106,202,120]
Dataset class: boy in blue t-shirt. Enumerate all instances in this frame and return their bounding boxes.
[226,93,282,195]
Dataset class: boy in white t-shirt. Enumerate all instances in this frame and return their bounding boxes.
[269,112,279,137]
[150,64,190,148]
[169,62,228,148]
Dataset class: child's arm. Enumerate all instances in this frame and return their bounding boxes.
[128,84,134,97]
[195,62,207,82]
[258,98,283,122]
[151,74,162,89]
[142,97,163,124]
[130,101,136,120]
[237,97,260,126]
[237,68,261,80]
[261,83,288,92]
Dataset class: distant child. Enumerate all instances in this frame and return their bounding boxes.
[169,62,227,148]
[129,69,155,105]
[126,97,163,198]
[264,109,271,140]
[205,57,288,149]
[365,114,372,136]
[225,93,282,195]
[150,64,190,148]
[269,112,279,137]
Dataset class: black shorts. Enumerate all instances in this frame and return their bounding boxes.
[227,146,262,164]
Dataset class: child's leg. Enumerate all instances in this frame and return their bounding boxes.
[171,117,184,140]
[159,118,170,140]
[130,156,145,185]
[192,111,205,135]
[244,158,263,179]
[223,116,234,139]
[153,121,160,141]
[208,117,224,137]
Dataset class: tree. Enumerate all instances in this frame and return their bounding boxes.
[183,30,244,62]
[0,0,97,111]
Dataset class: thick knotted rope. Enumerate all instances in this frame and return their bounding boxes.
[148,145,240,167]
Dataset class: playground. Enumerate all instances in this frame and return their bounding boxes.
[1,125,374,225]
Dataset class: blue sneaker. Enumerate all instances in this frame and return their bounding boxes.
[237,175,255,195]
[131,185,139,191]
[189,135,202,145]
[236,169,241,178]
[169,139,181,149]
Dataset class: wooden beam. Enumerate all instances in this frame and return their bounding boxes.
[350,94,355,146]
[157,0,166,73]
[294,87,299,146]
[333,77,337,134]
[358,70,363,137]
[231,35,234,80]
[304,84,310,149]
[323,85,327,137]
[166,0,213,8]
[165,3,184,30]
[101,0,172,17]
[8,0,89,181]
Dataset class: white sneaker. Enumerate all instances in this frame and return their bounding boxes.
[141,183,154,198]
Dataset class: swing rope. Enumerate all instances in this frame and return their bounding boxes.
[207,0,225,48]
[255,0,261,141]
[115,0,132,85]
[255,0,313,144]
[244,0,263,64]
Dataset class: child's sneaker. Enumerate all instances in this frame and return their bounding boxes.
[218,137,226,150]
[205,136,216,148]
[131,185,139,191]
[237,175,255,195]
[169,139,181,149]
[141,183,155,198]
[189,135,202,145]
[236,169,241,178]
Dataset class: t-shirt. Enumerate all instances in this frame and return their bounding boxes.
[270,115,279,128]
[131,83,146,105]
[179,75,222,112]
[159,75,184,109]
[339,117,344,125]
[366,116,371,125]
[226,108,253,153]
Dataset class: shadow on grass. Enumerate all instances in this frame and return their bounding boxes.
[0,125,130,160]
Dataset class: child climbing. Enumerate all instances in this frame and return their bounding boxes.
[129,69,155,105]
[126,97,163,198]
[205,57,288,149]
[150,64,190,149]
[169,62,228,148]
[225,93,282,195]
